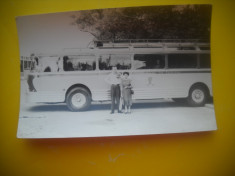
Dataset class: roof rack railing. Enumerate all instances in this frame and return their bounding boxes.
[92,39,209,48]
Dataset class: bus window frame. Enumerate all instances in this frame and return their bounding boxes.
[132,53,166,70]
[98,53,132,71]
[63,54,97,72]
[167,53,200,69]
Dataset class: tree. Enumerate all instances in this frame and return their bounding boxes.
[71,5,211,41]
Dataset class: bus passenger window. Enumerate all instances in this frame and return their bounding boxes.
[63,55,96,71]
[99,55,131,70]
[199,54,211,68]
[133,54,165,69]
[168,54,197,68]
[20,60,23,72]
[24,61,27,69]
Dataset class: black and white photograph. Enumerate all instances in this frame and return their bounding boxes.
[17,5,217,138]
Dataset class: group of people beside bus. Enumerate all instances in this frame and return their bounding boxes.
[105,67,133,114]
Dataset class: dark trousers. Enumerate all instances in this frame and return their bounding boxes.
[27,75,36,92]
[111,84,120,112]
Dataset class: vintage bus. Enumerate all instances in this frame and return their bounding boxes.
[25,39,212,111]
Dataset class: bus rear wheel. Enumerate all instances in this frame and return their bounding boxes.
[66,87,91,111]
[187,85,207,107]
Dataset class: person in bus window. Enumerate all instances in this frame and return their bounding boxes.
[63,56,74,71]
[154,59,161,68]
[105,67,122,114]
[44,66,51,72]
[63,56,69,71]
[121,72,132,114]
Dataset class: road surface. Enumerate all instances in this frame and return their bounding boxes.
[17,80,217,138]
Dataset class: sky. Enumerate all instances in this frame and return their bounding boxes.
[16,11,94,56]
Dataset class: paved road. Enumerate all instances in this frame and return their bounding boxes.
[17,80,217,138]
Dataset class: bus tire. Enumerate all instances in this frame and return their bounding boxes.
[66,87,91,111]
[187,85,208,107]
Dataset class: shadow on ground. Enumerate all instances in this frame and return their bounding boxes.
[28,101,200,112]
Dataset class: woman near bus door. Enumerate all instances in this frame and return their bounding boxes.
[121,72,132,114]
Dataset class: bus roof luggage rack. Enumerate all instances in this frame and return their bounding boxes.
[93,39,209,49]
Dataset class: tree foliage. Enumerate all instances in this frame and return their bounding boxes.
[71,5,211,41]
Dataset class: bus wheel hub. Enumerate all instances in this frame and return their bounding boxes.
[192,89,204,102]
[71,93,86,107]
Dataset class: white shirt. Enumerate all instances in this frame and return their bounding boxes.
[105,72,121,85]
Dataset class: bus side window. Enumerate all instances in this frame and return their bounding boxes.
[20,60,23,72]
[99,55,110,70]
[63,56,69,71]
[99,54,131,70]
[168,54,197,68]
[63,55,95,71]
[199,54,211,68]
[63,56,74,71]
[24,60,27,69]
[133,54,165,69]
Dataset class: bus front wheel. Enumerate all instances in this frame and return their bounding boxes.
[66,87,91,111]
[187,85,208,107]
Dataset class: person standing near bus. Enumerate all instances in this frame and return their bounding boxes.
[121,72,133,114]
[105,67,122,114]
